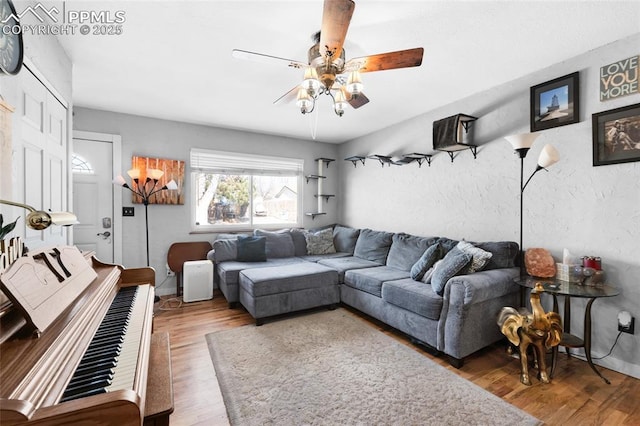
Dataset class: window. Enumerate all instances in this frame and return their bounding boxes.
[191,149,304,231]
[71,154,94,174]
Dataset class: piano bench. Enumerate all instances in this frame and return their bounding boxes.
[144,332,174,426]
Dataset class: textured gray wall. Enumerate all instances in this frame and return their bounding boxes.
[338,33,640,378]
[73,108,339,294]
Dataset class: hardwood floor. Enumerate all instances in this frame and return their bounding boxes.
[153,292,640,425]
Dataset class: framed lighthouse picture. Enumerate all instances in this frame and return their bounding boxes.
[530,72,580,132]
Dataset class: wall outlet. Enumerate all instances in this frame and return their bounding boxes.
[618,311,635,334]
[122,206,135,216]
[166,264,175,277]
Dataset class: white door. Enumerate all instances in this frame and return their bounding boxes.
[72,138,114,262]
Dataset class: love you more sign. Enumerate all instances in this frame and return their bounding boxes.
[600,55,639,101]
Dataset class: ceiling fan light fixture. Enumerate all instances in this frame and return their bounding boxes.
[296,88,314,114]
[346,70,363,96]
[302,66,321,93]
[333,89,348,116]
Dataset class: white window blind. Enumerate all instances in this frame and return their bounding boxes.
[190,148,303,176]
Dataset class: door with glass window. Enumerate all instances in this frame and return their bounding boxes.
[72,138,114,262]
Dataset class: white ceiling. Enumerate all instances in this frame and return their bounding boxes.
[57,1,640,144]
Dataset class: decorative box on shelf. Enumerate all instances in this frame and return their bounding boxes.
[555,263,583,283]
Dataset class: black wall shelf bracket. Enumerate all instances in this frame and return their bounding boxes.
[345,156,366,167]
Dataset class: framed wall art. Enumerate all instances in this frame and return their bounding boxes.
[592,103,640,167]
[530,72,580,132]
[131,156,185,204]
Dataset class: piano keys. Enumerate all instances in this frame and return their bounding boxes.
[0,246,162,425]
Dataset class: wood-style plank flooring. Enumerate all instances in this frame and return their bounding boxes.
[153,292,640,425]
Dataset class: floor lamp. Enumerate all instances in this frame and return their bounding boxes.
[113,169,177,267]
[505,133,560,277]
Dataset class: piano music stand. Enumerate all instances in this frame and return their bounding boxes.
[167,242,213,297]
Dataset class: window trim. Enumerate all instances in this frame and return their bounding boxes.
[190,149,304,232]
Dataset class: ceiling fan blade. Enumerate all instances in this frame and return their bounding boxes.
[273,86,300,105]
[319,0,355,63]
[348,92,369,109]
[344,47,424,73]
[338,86,369,109]
[232,49,306,69]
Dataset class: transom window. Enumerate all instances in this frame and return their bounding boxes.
[190,149,303,231]
[71,154,94,174]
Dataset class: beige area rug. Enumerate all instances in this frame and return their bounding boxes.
[206,309,540,426]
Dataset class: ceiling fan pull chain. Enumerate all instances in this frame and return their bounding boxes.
[308,108,319,140]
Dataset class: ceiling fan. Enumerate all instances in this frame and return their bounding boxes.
[232,0,424,117]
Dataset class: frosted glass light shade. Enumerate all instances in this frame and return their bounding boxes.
[302,67,320,92]
[113,175,127,186]
[296,88,313,113]
[165,179,178,190]
[537,144,560,169]
[505,132,540,151]
[127,169,140,179]
[147,168,164,180]
[346,70,363,95]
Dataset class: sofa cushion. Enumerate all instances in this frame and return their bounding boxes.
[304,228,337,255]
[457,241,492,273]
[212,238,237,262]
[236,236,267,262]
[289,228,308,256]
[343,266,410,298]
[382,278,443,320]
[387,233,439,271]
[353,229,394,264]
[239,262,338,297]
[431,248,472,296]
[410,242,443,281]
[474,241,519,270]
[333,225,360,254]
[298,252,351,263]
[317,256,383,282]
[254,229,295,258]
[217,258,304,288]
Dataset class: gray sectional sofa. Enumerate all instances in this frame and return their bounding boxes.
[207,225,520,367]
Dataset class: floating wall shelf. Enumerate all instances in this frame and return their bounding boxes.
[400,153,434,167]
[305,158,335,218]
[367,154,395,167]
[345,156,366,167]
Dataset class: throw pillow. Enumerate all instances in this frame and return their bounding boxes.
[289,228,308,256]
[456,240,492,273]
[333,225,360,254]
[212,238,238,262]
[353,229,394,264]
[410,243,443,281]
[304,228,336,255]
[254,229,295,258]
[236,236,267,262]
[430,248,472,296]
[387,233,440,271]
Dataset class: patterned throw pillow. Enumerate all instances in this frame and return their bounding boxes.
[456,240,492,273]
[304,228,337,255]
[430,248,472,296]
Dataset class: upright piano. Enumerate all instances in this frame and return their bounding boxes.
[0,245,168,425]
